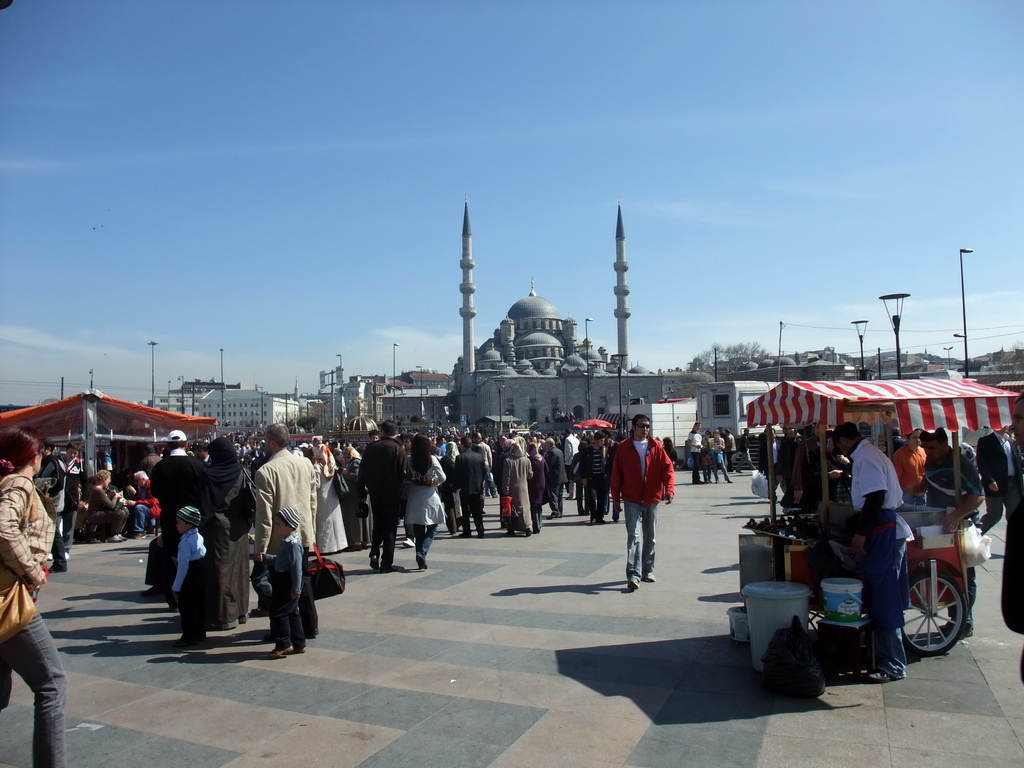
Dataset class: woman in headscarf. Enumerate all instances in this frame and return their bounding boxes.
[404,434,446,569]
[0,425,68,768]
[526,442,547,534]
[501,437,533,537]
[199,438,252,631]
[439,441,460,536]
[312,445,348,555]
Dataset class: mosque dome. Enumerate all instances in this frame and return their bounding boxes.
[541,366,558,376]
[778,356,797,367]
[758,359,777,369]
[628,365,651,374]
[516,331,562,348]
[741,361,760,371]
[507,289,560,321]
[583,347,603,363]
[562,353,587,371]
[479,348,501,362]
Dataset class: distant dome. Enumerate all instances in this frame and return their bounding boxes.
[778,356,797,367]
[583,347,603,362]
[591,367,611,377]
[516,331,561,347]
[803,358,831,367]
[479,349,501,362]
[758,359,777,369]
[541,366,558,376]
[562,353,587,371]
[629,365,650,374]
[514,359,538,376]
[741,361,760,371]
[507,290,560,321]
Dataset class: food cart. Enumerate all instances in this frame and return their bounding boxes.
[740,378,1017,657]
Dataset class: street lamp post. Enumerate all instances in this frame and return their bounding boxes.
[219,348,225,434]
[392,343,400,424]
[498,383,504,436]
[851,320,868,380]
[337,353,344,427]
[943,345,954,371]
[178,376,184,414]
[584,317,595,419]
[879,293,910,379]
[147,340,158,407]
[959,248,973,376]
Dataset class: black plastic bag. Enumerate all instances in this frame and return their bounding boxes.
[760,616,826,697]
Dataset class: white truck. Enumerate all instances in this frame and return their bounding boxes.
[605,398,697,446]
[696,381,776,438]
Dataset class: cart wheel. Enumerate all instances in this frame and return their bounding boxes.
[902,569,966,657]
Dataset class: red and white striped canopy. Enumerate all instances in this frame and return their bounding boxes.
[746,379,1019,431]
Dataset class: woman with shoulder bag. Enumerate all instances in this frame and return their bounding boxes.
[404,435,446,569]
[0,425,68,768]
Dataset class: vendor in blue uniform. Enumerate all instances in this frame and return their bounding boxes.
[833,422,910,683]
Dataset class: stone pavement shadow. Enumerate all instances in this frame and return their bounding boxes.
[556,635,844,726]
[491,581,625,597]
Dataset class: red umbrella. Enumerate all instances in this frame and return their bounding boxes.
[574,418,614,430]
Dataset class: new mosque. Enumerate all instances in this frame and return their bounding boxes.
[452,203,665,428]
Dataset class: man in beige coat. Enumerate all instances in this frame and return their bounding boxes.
[253,423,318,636]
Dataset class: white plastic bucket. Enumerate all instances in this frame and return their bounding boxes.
[741,581,812,672]
[820,578,863,623]
[727,606,749,643]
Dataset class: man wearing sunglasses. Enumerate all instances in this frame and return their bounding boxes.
[611,414,675,591]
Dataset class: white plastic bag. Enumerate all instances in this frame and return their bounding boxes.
[962,524,992,567]
[751,471,770,499]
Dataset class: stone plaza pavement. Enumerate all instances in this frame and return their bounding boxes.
[2,478,1022,768]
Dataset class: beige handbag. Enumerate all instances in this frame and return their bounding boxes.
[0,581,36,643]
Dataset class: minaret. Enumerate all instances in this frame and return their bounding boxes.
[459,202,478,409]
[613,203,631,369]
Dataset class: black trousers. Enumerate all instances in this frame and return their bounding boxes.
[460,493,485,535]
[178,561,206,642]
[270,568,306,650]
[298,550,318,638]
[370,496,401,568]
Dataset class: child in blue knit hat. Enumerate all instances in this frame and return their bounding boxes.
[265,507,306,659]
[172,505,207,648]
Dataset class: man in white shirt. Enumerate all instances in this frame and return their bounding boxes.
[833,422,908,683]
[562,430,580,499]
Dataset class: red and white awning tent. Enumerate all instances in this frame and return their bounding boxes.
[746,379,1019,432]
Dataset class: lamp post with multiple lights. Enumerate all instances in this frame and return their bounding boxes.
[392,343,400,424]
[851,320,868,380]
[147,340,158,407]
[584,317,595,419]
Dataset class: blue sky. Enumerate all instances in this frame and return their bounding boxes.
[2,1,1022,405]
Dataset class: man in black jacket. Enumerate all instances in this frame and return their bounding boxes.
[149,429,206,608]
[357,420,407,572]
[543,438,567,519]
[978,426,1023,534]
[454,435,486,537]
[1002,394,1024,681]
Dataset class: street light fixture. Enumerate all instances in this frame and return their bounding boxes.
[943,345,954,371]
[337,353,344,428]
[392,343,400,424]
[851,320,868,380]
[959,248,973,377]
[584,317,595,419]
[879,293,910,379]
[219,348,225,435]
[147,341,158,407]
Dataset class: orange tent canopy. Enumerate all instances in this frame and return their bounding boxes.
[0,392,218,441]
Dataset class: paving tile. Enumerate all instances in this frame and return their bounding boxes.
[310,627,393,652]
[890,746,1022,768]
[404,563,503,589]
[412,697,546,746]
[653,689,774,733]
[355,633,455,661]
[628,722,762,768]
[355,732,505,768]
[327,685,455,730]
[674,660,765,696]
[882,675,1004,717]
[766,700,888,744]
[885,709,1024,759]
[756,733,891,768]
[183,665,372,715]
[510,709,648,764]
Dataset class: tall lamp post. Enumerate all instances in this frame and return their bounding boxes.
[943,345,954,371]
[959,247,973,376]
[851,320,868,380]
[337,353,344,427]
[584,317,595,419]
[219,348,225,435]
[178,376,185,414]
[879,293,910,379]
[498,383,504,436]
[147,340,158,407]
[392,343,399,424]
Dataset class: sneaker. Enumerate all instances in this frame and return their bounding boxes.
[866,669,904,683]
[642,574,656,583]
[400,538,415,548]
[106,535,126,543]
[627,579,640,591]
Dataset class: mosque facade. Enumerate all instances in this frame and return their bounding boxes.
[452,204,664,430]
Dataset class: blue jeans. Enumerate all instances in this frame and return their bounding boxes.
[413,523,437,561]
[624,501,658,582]
[131,503,150,533]
[0,614,67,768]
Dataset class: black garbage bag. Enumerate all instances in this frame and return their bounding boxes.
[760,616,826,697]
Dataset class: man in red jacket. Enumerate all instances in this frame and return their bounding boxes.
[611,414,675,591]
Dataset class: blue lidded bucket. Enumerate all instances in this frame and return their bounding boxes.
[820,578,863,622]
